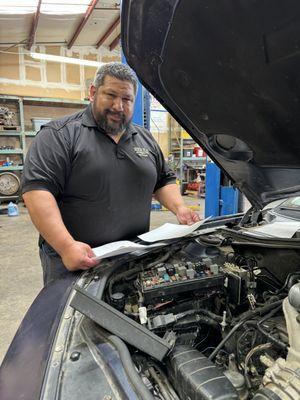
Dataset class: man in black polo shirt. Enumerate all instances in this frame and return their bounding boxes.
[22,62,200,285]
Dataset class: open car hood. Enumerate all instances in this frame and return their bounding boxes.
[122,0,300,209]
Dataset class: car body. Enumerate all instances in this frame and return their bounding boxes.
[2,1,300,399]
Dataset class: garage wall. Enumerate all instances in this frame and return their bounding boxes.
[0,45,119,100]
[0,45,171,157]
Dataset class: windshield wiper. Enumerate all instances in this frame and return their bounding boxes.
[277,206,300,211]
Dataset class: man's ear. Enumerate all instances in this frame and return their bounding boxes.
[89,84,97,102]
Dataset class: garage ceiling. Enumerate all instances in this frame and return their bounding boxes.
[0,1,121,51]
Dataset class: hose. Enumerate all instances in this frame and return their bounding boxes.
[272,272,300,295]
[108,335,155,400]
[108,265,142,296]
[209,300,283,361]
[148,367,173,400]
[256,305,287,350]
[196,235,223,246]
[232,299,283,324]
[150,363,180,400]
[173,314,219,330]
[208,317,248,361]
[147,251,171,268]
[244,343,272,389]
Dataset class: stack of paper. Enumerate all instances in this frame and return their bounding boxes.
[92,219,208,260]
[92,241,165,261]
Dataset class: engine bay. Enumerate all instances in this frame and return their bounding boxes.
[100,229,300,400]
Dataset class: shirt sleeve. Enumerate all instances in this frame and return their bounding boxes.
[22,126,72,198]
[153,142,176,192]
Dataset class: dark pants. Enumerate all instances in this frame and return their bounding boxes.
[39,242,80,286]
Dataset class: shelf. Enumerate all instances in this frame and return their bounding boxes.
[0,95,88,179]
[0,131,21,136]
[0,131,38,137]
[22,96,89,107]
[25,131,37,136]
[0,195,19,201]
[182,157,206,161]
[0,149,23,154]
[171,137,194,141]
[172,147,194,152]
[0,166,23,171]
[0,95,21,101]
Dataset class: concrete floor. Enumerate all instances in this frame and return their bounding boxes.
[0,197,204,364]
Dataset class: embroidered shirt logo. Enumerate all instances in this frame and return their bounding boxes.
[134,147,149,157]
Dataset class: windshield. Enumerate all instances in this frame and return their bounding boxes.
[279,197,300,210]
[270,196,300,222]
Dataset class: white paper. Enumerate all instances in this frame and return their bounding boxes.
[138,218,210,243]
[245,221,300,239]
[150,110,168,133]
[150,94,166,111]
[92,240,166,260]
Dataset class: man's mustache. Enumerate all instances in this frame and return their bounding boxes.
[105,110,126,120]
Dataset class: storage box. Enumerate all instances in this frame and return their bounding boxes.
[31,118,52,131]
[193,147,206,157]
[183,149,193,157]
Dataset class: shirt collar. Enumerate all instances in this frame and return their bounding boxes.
[82,104,98,128]
[125,123,138,137]
[82,104,139,137]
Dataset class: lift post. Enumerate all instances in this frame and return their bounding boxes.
[205,161,239,218]
[122,52,150,128]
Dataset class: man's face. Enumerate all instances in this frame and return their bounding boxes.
[90,75,135,135]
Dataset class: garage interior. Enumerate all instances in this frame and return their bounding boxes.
[2,2,300,400]
[0,1,210,364]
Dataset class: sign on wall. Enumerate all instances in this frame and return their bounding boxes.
[150,94,168,133]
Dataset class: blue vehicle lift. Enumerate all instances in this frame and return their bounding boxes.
[205,161,240,218]
[122,53,150,129]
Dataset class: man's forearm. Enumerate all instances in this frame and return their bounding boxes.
[23,190,75,255]
[154,184,185,214]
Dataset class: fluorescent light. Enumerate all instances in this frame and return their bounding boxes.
[41,0,90,15]
[0,0,90,15]
[29,52,103,68]
[0,0,37,14]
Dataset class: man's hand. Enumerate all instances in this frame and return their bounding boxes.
[60,241,99,272]
[155,184,201,225]
[176,205,200,225]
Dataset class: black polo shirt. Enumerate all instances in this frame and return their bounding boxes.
[22,105,176,247]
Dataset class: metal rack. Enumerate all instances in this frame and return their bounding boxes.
[0,96,24,202]
[0,95,88,201]
[0,96,25,174]
[170,127,206,194]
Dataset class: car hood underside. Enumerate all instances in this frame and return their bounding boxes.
[122,0,300,209]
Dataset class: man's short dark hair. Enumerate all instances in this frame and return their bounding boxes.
[93,62,138,94]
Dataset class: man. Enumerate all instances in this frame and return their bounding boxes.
[22,62,199,285]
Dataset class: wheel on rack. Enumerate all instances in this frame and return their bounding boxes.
[0,172,21,196]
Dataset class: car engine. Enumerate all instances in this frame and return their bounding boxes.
[104,231,300,400]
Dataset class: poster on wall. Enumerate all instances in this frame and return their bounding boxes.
[150,94,168,133]
[150,95,165,111]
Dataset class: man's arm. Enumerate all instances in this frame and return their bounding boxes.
[23,190,98,271]
[154,183,200,225]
